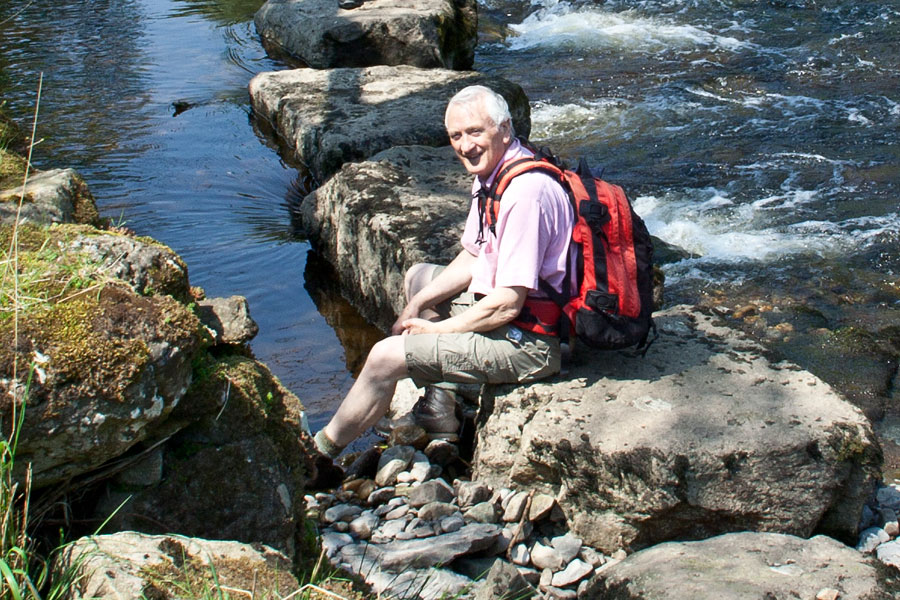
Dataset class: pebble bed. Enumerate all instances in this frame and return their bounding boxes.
[306,434,623,599]
[307,429,900,599]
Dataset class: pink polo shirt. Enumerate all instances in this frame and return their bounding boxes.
[460,139,574,297]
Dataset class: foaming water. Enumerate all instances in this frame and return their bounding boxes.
[507,1,750,53]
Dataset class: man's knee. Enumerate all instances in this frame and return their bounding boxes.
[362,335,409,380]
[404,263,439,301]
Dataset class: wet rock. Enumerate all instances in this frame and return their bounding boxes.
[583,532,887,599]
[196,295,258,344]
[254,0,476,70]
[473,306,881,552]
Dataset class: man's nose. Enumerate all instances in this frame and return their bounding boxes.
[460,134,477,152]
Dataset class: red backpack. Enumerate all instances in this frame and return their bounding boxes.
[479,142,657,353]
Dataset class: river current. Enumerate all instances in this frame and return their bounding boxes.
[1,0,897,448]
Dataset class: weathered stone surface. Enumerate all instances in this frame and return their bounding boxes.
[582,532,894,600]
[476,558,536,600]
[66,232,191,301]
[1,279,201,489]
[196,295,259,344]
[0,168,100,226]
[254,0,476,70]
[249,67,530,182]
[63,532,299,599]
[472,305,881,553]
[300,145,468,329]
[93,355,317,557]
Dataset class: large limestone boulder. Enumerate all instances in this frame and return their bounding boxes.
[0,168,100,226]
[472,305,882,553]
[62,532,300,599]
[301,145,468,330]
[255,0,476,70]
[0,226,203,489]
[249,66,530,182]
[93,355,318,557]
[582,532,895,599]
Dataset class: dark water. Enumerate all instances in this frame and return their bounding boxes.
[0,0,380,432]
[1,0,898,460]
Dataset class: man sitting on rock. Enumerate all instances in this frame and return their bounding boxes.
[312,84,573,463]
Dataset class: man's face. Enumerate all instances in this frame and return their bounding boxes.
[446,100,512,180]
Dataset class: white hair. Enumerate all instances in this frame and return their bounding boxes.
[445,85,515,136]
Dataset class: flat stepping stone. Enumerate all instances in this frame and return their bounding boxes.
[249,65,530,182]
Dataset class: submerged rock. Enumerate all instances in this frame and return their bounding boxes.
[472,305,882,552]
[255,0,476,70]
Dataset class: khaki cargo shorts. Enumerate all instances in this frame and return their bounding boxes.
[403,273,561,388]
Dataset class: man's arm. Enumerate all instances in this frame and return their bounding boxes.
[391,248,476,335]
[402,285,527,334]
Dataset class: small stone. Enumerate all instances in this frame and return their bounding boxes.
[457,480,493,508]
[375,445,416,487]
[384,504,409,520]
[550,533,582,564]
[550,558,593,587]
[881,508,899,537]
[333,521,349,532]
[379,516,410,539]
[503,491,530,522]
[579,547,606,567]
[516,565,542,585]
[424,439,460,466]
[542,586,576,600]
[356,479,377,502]
[531,541,564,571]
[876,539,900,569]
[389,424,429,449]
[475,559,535,600]
[408,478,455,507]
[440,514,465,533]
[320,531,353,558]
[876,485,900,510]
[396,471,415,484]
[465,501,499,524]
[408,451,432,482]
[343,447,382,481]
[418,501,458,521]
[367,486,396,506]
[859,504,878,530]
[857,527,890,553]
[539,568,552,588]
[528,494,556,522]
[349,512,380,540]
[612,549,627,561]
[816,589,840,600]
[323,503,363,524]
[510,543,531,566]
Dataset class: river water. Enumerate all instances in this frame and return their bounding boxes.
[1,0,898,455]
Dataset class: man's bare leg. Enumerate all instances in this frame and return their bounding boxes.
[319,335,409,452]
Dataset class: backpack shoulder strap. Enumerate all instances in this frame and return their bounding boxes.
[479,157,566,236]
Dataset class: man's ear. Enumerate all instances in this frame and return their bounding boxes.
[501,120,513,144]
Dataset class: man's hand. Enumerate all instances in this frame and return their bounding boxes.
[390,303,420,335]
[399,317,443,335]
